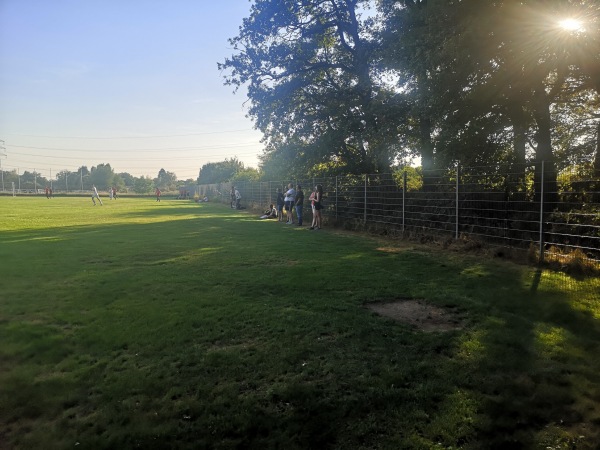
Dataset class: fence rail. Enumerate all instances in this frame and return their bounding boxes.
[196,163,600,270]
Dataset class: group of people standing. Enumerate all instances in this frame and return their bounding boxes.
[276,183,323,230]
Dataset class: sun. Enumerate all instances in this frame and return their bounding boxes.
[558,18,584,32]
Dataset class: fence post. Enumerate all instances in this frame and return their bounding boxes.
[335,176,338,222]
[539,160,545,264]
[364,175,368,224]
[402,171,407,233]
[456,164,460,239]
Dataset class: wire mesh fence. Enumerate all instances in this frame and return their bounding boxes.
[197,162,600,271]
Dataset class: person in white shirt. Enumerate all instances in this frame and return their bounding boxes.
[234,187,242,209]
[91,185,103,206]
[284,183,296,224]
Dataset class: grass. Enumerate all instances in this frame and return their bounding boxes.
[1,196,599,449]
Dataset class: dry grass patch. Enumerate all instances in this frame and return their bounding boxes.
[366,298,465,332]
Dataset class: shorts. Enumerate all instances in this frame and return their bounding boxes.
[284,201,293,212]
[314,202,322,211]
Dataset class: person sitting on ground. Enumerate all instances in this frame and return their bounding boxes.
[259,204,277,219]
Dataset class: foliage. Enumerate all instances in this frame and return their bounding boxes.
[15,170,48,191]
[221,0,600,190]
[111,174,126,191]
[89,163,115,190]
[154,168,178,191]
[220,0,409,175]
[132,175,154,194]
[557,162,596,192]
[230,167,260,183]
[392,165,423,192]
[118,172,136,187]
[197,157,245,184]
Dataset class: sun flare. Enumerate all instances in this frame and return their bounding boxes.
[558,18,584,31]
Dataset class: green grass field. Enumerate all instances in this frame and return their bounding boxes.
[1,196,599,449]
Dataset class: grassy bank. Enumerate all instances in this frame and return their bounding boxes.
[1,197,599,449]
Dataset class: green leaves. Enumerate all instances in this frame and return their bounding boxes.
[221,0,407,176]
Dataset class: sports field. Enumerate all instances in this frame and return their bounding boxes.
[1,196,599,449]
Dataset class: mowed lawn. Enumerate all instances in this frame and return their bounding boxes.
[1,196,599,449]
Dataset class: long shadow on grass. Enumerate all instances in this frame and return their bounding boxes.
[440,266,600,449]
[2,208,599,448]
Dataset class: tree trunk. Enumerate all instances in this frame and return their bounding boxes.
[507,101,528,187]
[532,84,557,205]
[420,115,435,190]
[594,120,600,179]
[593,119,600,203]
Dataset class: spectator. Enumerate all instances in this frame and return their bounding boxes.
[295,184,304,226]
[259,204,277,219]
[234,187,242,209]
[311,184,323,230]
[284,183,296,224]
[276,188,285,222]
[309,187,317,229]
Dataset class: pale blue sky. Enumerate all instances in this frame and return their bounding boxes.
[0,0,262,180]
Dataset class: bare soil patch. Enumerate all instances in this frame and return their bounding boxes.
[366,298,464,332]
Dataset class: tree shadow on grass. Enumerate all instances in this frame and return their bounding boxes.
[2,211,600,449]
[449,267,600,449]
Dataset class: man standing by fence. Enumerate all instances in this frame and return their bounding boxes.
[295,184,304,226]
[234,187,242,209]
[284,183,296,224]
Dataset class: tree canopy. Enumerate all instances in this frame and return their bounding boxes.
[197,158,246,184]
[220,0,600,187]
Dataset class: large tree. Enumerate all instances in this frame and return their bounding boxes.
[197,158,245,184]
[380,0,599,195]
[220,0,406,175]
[155,168,177,191]
[89,163,114,190]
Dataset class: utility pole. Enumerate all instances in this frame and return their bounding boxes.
[0,140,6,192]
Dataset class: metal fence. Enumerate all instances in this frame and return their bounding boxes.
[196,163,600,270]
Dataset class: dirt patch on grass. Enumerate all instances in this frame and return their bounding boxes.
[366,298,464,332]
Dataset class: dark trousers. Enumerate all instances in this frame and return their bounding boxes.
[295,205,303,225]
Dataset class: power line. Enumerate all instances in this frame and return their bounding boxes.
[1,129,256,139]
[7,142,261,152]
[1,161,208,176]
[8,150,260,161]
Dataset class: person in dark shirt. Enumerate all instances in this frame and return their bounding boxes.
[295,184,304,226]
[276,188,285,222]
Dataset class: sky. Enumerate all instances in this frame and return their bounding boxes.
[0,0,263,181]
